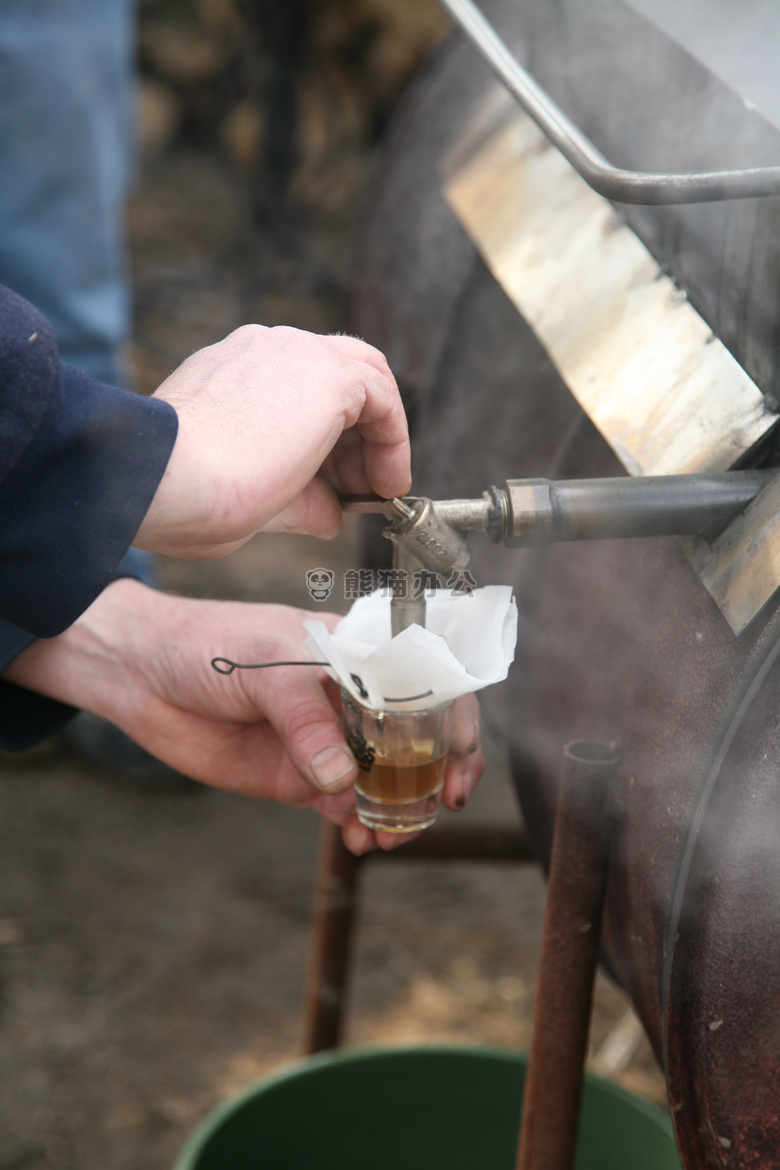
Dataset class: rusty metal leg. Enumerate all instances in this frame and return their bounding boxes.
[302,820,363,1054]
[516,740,620,1170]
[371,825,535,863]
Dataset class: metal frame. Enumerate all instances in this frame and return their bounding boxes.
[302,822,534,1054]
[303,741,620,1170]
[439,0,780,204]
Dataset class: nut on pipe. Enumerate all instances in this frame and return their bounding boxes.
[502,479,555,546]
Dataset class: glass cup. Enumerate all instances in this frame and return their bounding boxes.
[340,689,455,832]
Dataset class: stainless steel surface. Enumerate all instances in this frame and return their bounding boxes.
[439,0,780,204]
[444,92,780,630]
[445,103,779,480]
[629,0,780,129]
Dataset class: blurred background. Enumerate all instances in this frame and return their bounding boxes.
[0,2,665,1167]
[130,0,453,391]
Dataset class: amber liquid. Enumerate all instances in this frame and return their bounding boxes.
[356,749,447,806]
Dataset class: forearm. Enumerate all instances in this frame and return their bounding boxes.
[2,583,485,856]
[3,578,161,730]
[2,581,360,802]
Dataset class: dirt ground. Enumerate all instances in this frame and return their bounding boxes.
[1,25,667,1169]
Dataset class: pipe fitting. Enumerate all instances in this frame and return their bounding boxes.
[386,496,473,573]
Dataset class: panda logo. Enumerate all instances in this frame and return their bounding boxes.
[306,567,335,602]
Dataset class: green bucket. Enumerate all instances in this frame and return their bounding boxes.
[174,1046,680,1170]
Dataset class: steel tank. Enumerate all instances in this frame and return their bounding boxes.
[351,2,780,1164]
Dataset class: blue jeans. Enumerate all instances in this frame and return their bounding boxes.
[0,0,134,387]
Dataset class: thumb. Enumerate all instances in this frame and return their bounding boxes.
[257,669,358,794]
[259,477,342,539]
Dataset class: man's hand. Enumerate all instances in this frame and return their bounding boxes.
[135,326,410,558]
[3,580,485,855]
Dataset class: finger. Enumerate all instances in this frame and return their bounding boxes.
[342,813,377,855]
[360,418,412,501]
[327,338,412,500]
[375,828,423,851]
[326,333,397,380]
[118,697,317,804]
[247,665,359,795]
[442,748,485,812]
[450,693,482,757]
[319,428,373,497]
[444,696,484,810]
[308,785,361,824]
[339,815,422,855]
[327,411,411,501]
[259,477,342,538]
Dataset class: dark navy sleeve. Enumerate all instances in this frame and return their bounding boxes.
[0,285,178,637]
[0,285,178,749]
[0,549,149,751]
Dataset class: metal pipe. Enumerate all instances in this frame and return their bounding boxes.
[302,821,362,1054]
[516,740,620,1170]
[432,497,492,533]
[343,469,773,551]
[370,824,534,862]
[501,470,775,546]
[390,543,428,636]
[343,471,773,638]
[438,0,780,205]
[302,823,535,1055]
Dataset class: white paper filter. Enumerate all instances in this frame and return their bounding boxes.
[304,586,517,711]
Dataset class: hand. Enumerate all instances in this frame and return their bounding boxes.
[3,580,485,854]
[135,326,410,558]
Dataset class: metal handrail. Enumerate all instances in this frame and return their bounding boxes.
[439,0,780,205]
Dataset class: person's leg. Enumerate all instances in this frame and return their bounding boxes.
[0,1,181,782]
[0,0,134,386]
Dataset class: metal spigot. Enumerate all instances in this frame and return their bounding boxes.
[343,469,775,634]
[382,496,474,635]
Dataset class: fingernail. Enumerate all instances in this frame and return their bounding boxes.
[460,770,478,806]
[310,746,356,788]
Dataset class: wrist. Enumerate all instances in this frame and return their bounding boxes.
[133,410,245,559]
[134,408,205,555]
[3,579,161,722]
